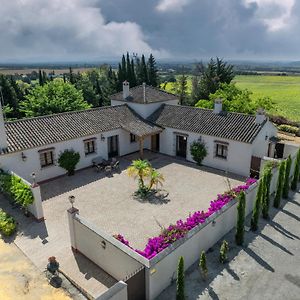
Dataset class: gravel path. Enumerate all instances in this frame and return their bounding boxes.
[157,187,300,300]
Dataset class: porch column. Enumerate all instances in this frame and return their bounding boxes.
[139,136,144,159]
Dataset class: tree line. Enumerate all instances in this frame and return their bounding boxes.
[0,53,159,119]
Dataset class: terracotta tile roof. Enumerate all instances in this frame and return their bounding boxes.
[2,105,162,154]
[110,84,179,104]
[148,104,266,144]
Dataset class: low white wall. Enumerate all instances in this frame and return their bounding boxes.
[146,183,258,300]
[283,143,299,159]
[70,213,148,282]
[95,281,127,300]
[159,127,252,177]
[10,171,44,220]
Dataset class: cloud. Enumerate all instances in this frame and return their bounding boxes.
[156,0,193,13]
[0,0,168,62]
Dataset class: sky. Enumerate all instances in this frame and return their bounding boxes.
[0,0,299,63]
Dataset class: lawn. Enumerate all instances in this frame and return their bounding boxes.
[234,75,300,122]
[161,75,300,122]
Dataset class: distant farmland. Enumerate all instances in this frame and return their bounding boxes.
[162,75,300,122]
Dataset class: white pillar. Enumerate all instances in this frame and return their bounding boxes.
[67,207,79,252]
[0,97,8,151]
[29,184,44,221]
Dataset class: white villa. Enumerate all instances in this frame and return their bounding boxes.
[0,81,278,182]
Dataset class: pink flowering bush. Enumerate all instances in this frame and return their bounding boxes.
[114,178,257,260]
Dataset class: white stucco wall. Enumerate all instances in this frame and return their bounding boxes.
[159,128,252,177]
[0,128,148,183]
[111,100,178,119]
[252,121,278,158]
[146,182,259,300]
[95,281,127,300]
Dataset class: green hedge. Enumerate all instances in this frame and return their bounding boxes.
[0,209,16,236]
[0,172,34,209]
[278,124,299,135]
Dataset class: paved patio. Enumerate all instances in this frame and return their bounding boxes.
[1,153,244,299]
[41,153,244,250]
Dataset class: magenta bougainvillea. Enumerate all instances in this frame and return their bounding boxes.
[114,178,257,260]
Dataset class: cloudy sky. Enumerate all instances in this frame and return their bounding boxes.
[0,0,299,62]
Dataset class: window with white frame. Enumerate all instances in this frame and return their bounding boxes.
[215,142,228,159]
[39,149,54,168]
[84,138,96,155]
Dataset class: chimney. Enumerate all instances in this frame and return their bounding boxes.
[122,81,130,99]
[142,82,146,103]
[255,108,266,124]
[0,97,8,151]
[213,98,223,114]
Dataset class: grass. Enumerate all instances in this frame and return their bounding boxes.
[161,75,300,122]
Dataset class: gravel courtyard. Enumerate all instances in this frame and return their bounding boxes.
[41,153,244,250]
[157,188,300,300]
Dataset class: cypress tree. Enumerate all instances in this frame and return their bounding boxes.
[38,69,43,86]
[291,150,300,191]
[251,177,264,231]
[139,54,148,84]
[42,71,48,85]
[199,251,208,281]
[148,53,158,87]
[283,155,292,198]
[219,240,229,263]
[262,165,272,219]
[121,54,126,79]
[176,256,185,300]
[126,52,132,83]
[117,63,124,91]
[274,161,286,208]
[131,58,137,87]
[235,191,246,245]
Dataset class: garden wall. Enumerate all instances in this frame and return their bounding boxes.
[68,209,149,282]
[146,183,258,300]
[95,281,127,300]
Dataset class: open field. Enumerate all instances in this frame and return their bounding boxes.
[162,75,300,122]
[234,75,300,122]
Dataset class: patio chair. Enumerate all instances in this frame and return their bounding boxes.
[111,160,120,172]
[105,165,112,175]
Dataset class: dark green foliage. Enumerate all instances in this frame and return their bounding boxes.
[22,80,91,117]
[283,155,292,198]
[274,161,286,208]
[148,54,158,87]
[190,141,208,165]
[0,172,34,210]
[0,209,17,236]
[251,177,264,231]
[192,57,234,101]
[58,149,80,176]
[173,69,189,105]
[262,165,273,219]
[235,192,246,245]
[291,150,300,190]
[199,251,208,280]
[176,256,185,300]
[219,240,229,263]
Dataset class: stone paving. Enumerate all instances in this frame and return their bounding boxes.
[0,153,244,299]
[157,186,300,300]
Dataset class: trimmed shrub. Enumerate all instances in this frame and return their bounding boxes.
[58,149,80,176]
[219,240,229,263]
[251,177,264,231]
[0,209,17,236]
[274,161,286,208]
[190,141,208,166]
[283,156,292,199]
[199,251,208,280]
[235,192,246,245]
[176,256,185,300]
[262,165,272,219]
[278,124,299,136]
[291,150,300,191]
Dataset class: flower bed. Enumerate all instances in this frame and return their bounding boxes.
[114,178,257,259]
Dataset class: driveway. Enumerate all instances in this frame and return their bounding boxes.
[157,187,300,300]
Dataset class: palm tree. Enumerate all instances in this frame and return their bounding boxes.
[127,159,151,191]
[149,169,165,190]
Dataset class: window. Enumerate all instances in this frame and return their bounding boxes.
[39,149,54,167]
[130,133,137,143]
[215,143,228,159]
[84,139,96,155]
